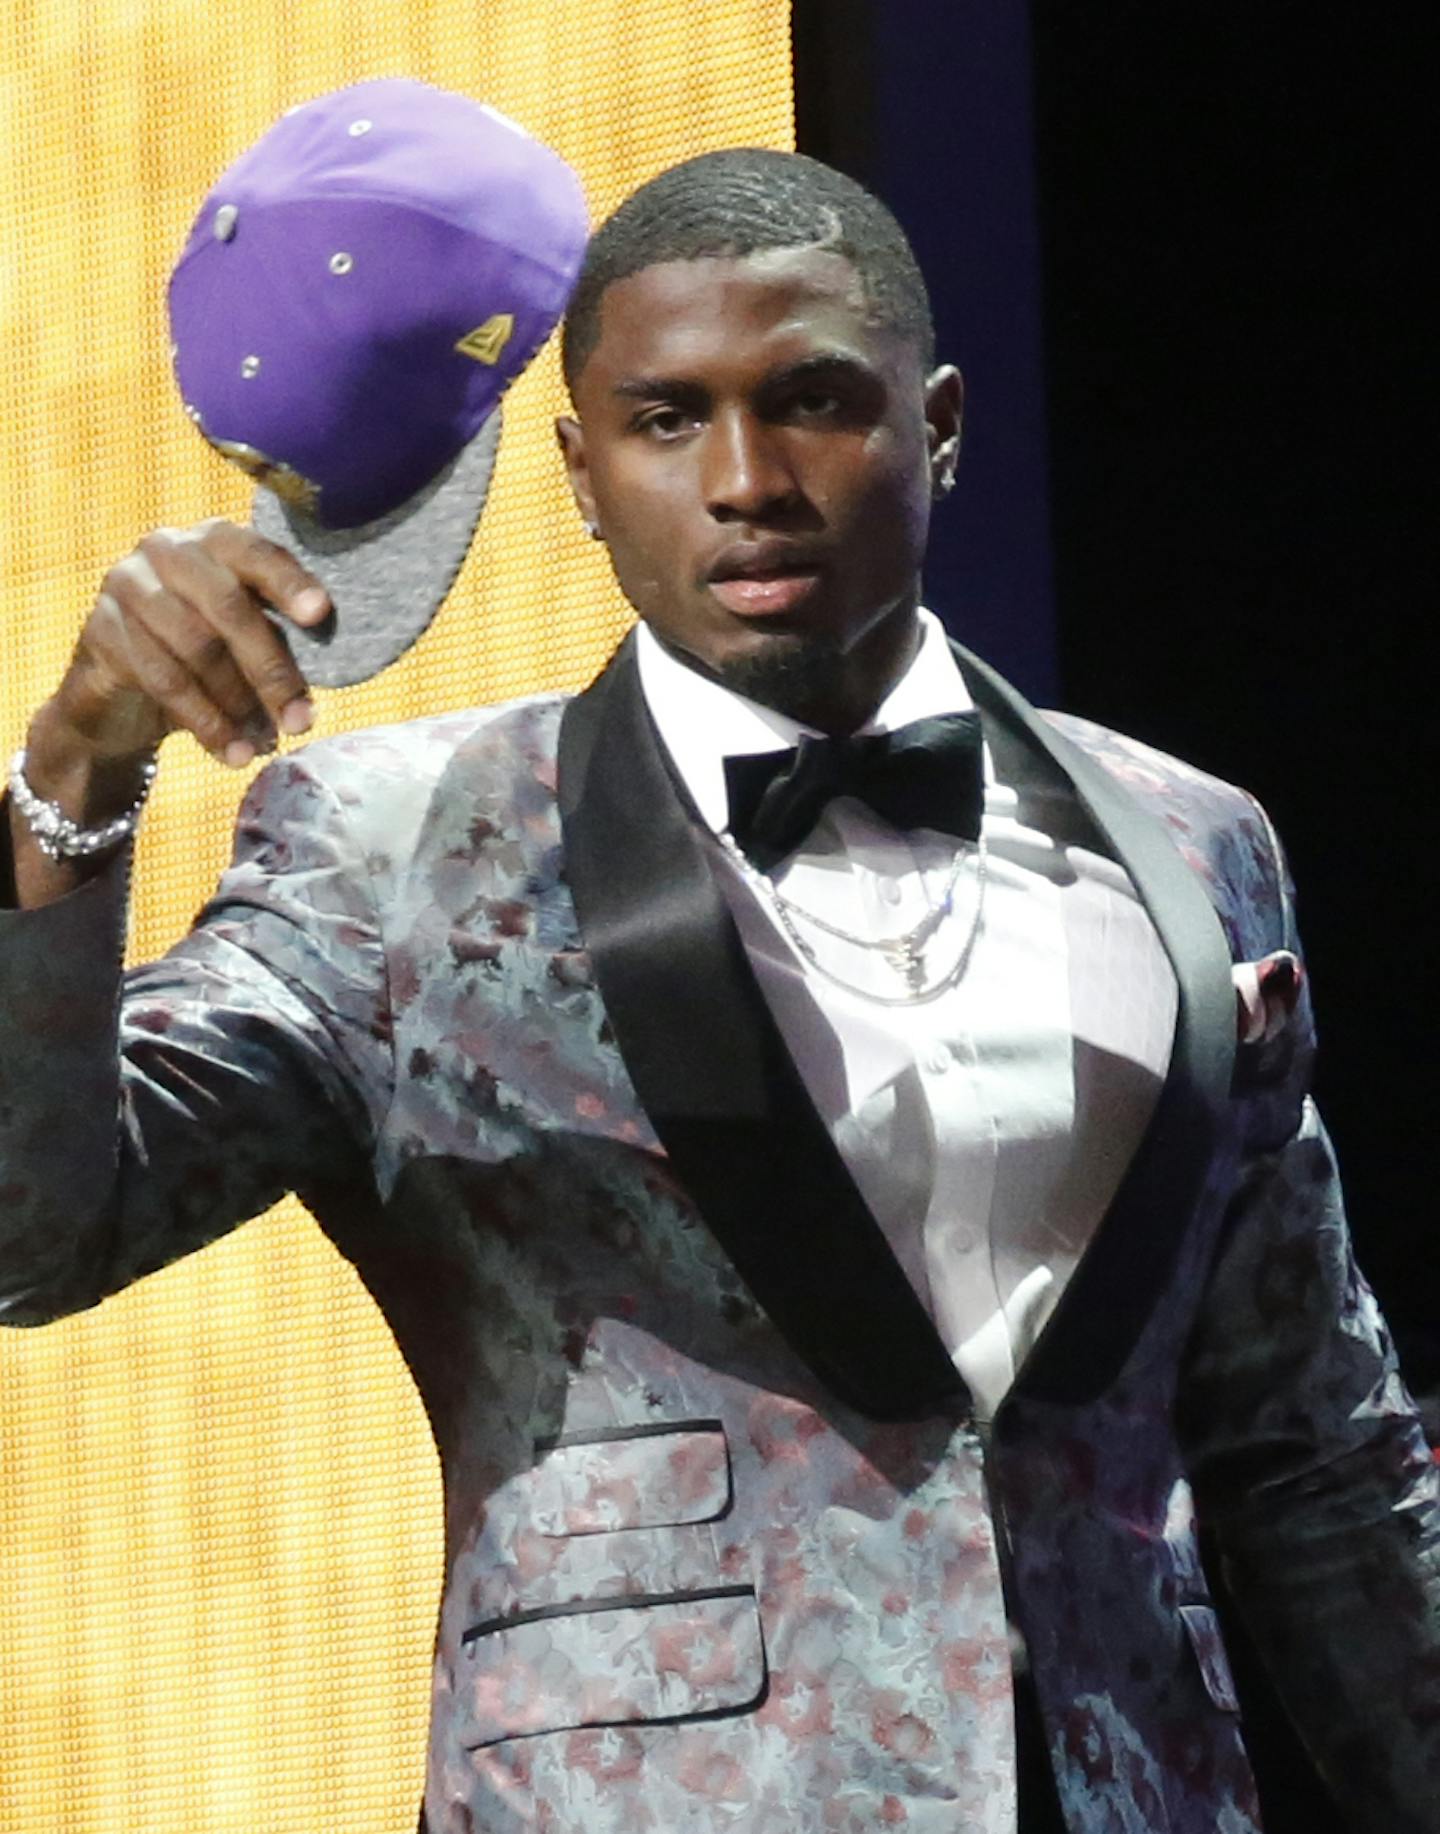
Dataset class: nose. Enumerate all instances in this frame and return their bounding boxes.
[701,409,801,523]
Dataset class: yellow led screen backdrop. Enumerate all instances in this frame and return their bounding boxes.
[0,5,793,1829]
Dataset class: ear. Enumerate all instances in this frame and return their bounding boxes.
[923,365,964,500]
[556,415,599,533]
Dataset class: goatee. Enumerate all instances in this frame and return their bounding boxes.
[708,632,854,729]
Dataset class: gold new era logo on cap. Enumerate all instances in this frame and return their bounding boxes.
[455,313,515,366]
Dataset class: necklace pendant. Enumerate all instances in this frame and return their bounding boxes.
[883,937,926,991]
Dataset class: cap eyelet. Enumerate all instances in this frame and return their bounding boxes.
[240,355,261,379]
[328,252,354,275]
[348,118,372,137]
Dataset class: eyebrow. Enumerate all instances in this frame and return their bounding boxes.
[610,349,884,403]
[611,375,705,402]
[766,351,882,389]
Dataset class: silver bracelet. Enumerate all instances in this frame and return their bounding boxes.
[7,746,158,861]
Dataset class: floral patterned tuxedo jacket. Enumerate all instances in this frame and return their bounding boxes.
[1,637,1436,1833]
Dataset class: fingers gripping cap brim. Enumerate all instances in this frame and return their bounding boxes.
[250,408,502,689]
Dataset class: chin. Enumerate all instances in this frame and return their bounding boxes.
[709,629,849,722]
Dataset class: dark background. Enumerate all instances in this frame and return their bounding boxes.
[795,0,1435,1388]
[794,7,1433,1827]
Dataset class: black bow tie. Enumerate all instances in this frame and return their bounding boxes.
[722,710,985,873]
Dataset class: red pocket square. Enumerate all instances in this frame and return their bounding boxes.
[1232,950,1303,1044]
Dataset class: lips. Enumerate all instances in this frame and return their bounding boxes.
[709,572,822,616]
[705,542,825,618]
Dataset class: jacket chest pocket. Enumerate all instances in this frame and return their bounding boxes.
[531,1418,733,1535]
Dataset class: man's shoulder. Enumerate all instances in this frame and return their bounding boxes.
[234,689,573,865]
[296,689,572,789]
[1041,709,1295,954]
[1041,708,1260,830]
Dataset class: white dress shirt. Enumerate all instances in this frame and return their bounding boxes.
[636,612,1177,1420]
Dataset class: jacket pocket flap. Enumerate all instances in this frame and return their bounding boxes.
[532,1420,732,1535]
[1179,1603,1240,1713]
[461,1585,766,1747]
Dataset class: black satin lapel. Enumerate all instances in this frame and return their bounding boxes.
[952,644,1238,1405]
[558,636,965,1422]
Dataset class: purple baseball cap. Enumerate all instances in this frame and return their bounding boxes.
[168,79,588,686]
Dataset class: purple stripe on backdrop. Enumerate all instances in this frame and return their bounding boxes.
[868,1,1058,703]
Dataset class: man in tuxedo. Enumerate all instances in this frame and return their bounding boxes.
[3,149,1436,1833]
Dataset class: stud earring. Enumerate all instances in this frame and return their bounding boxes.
[582,519,602,540]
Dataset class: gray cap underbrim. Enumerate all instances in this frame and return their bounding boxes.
[251,406,502,688]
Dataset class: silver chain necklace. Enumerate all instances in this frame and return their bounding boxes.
[717,829,988,1007]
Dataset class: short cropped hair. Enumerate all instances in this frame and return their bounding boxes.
[560,148,935,392]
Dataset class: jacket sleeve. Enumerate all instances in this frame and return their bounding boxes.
[1176,807,1440,1834]
[0,752,394,1326]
